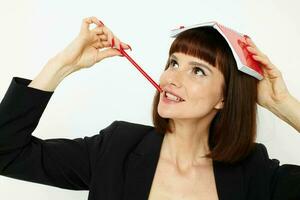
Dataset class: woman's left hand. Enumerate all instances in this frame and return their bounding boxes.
[245,36,291,109]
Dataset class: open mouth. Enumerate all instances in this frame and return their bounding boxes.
[163,91,185,102]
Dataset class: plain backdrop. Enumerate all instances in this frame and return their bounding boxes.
[0,0,300,199]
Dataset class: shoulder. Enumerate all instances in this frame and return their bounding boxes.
[83,120,154,150]
[84,120,155,163]
[95,120,155,150]
[247,143,273,162]
[217,143,280,174]
[99,120,154,138]
[241,143,300,198]
[236,142,280,186]
[241,143,279,168]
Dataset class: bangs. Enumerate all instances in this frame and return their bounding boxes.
[167,27,227,70]
[153,26,258,164]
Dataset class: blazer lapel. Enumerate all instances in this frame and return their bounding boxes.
[123,128,244,200]
[213,160,245,200]
[123,128,164,200]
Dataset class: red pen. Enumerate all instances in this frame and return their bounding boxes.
[119,46,163,93]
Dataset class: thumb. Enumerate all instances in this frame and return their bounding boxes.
[95,48,123,62]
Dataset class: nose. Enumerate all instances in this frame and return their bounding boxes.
[166,70,183,88]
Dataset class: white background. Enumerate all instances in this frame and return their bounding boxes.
[0,0,299,199]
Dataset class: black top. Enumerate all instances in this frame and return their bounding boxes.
[0,77,300,200]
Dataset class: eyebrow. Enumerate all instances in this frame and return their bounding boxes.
[170,55,213,73]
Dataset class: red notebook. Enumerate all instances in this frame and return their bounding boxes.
[170,21,263,80]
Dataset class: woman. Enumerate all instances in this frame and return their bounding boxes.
[0,16,299,200]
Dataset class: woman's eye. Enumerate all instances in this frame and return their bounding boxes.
[193,67,206,76]
[169,60,179,68]
[168,59,206,76]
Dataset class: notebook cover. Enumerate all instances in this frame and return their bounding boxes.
[170,22,263,80]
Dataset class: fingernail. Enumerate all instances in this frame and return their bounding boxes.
[111,38,115,48]
[98,20,104,26]
[244,35,251,42]
[126,44,132,51]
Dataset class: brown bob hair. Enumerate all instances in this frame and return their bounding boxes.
[152,27,258,164]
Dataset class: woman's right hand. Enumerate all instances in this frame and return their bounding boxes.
[54,16,131,73]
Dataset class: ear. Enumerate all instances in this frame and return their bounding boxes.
[214,98,224,110]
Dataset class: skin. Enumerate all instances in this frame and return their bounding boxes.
[157,52,225,170]
[26,16,300,199]
[28,16,131,92]
[246,37,300,132]
[28,17,300,170]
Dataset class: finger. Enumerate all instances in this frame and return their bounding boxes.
[95,48,123,62]
[99,34,107,41]
[92,31,110,46]
[244,36,268,58]
[111,37,115,48]
[92,40,112,49]
[91,26,104,35]
[246,46,271,65]
[244,36,259,49]
[100,26,125,50]
[98,20,104,26]
[93,34,108,44]
[120,42,132,51]
[102,26,114,47]
[113,37,122,50]
[252,55,283,80]
[245,40,266,58]
[252,55,274,70]
[245,41,279,72]
[246,46,263,56]
[101,40,111,47]
[81,16,102,31]
[112,36,131,51]
[92,41,104,49]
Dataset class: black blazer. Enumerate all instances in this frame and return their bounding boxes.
[1,77,300,200]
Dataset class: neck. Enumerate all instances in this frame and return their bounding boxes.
[160,118,212,171]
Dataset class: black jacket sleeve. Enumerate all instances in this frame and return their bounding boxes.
[257,144,300,200]
[253,144,300,200]
[0,77,119,190]
[242,143,300,199]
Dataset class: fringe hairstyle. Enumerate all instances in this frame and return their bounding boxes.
[152,27,258,164]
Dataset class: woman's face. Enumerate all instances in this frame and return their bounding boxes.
[158,52,225,120]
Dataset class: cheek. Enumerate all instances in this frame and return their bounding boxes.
[189,82,222,106]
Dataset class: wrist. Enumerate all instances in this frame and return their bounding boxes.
[28,58,74,92]
[53,36,85,71]
[267,94,300,132]
[46,56,75,78]
[267,93,294,113]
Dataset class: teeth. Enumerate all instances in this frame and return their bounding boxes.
[166,92,182,102]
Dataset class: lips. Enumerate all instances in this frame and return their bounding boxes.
[163,88,185,101]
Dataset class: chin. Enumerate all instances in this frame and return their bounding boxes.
[158,106,215,122]
[157,107,184,119]
[158,106,174,119]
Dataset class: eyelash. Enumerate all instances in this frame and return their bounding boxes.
[168,59,206,76]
